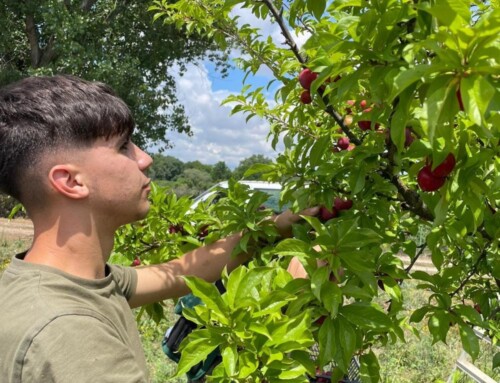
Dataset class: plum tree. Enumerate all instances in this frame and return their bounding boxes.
[143,1,499,381]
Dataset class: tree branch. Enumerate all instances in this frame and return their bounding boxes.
[405,244,427,273]
[24,14,41,68]
[450,247,489,298]
[80,0,99,12]
[260,0,307,64]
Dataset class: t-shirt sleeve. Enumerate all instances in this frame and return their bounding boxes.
[20,314,148,383]
[109,264,138,301]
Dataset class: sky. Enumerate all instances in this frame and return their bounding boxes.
[160,7,309,169]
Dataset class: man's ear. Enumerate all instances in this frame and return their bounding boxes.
[48,165,89,199]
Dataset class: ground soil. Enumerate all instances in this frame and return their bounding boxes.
[0,218,437,273]
[0,218,34,241]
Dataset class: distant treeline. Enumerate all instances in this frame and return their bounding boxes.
[150,153,272,197]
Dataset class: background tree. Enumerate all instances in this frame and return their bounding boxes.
[150,154,185,181]
[233,154,273,180]
[184,160,214,174]
[174,168,213,197]
[0,0,230,148]
[211,161,233,181]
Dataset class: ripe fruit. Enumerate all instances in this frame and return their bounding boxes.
[298,68,318,90]
[334,197,353,211]
[300,90,312,104]
[417,165,446,192]
[319,205,338,222]
[359,99,368,109]
[358,120,372,131]
[131,258,141,267]
[431,153,456,178]
[315,315,326,325]
[347,143,356,151]
[474,304,481,314]
[337,136,350,150]
[198,225,209,240]
[405,127,415,147]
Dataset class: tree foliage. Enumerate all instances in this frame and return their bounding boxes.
[233,154,274,180]
[0,0,229,148]
[132,1,500,381]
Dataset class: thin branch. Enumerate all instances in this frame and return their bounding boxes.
[450,247,489,298]
[405,244,427,273]
[260,0,307,64]
[325,105,362,146]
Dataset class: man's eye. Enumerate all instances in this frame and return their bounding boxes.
[120,141,130,152]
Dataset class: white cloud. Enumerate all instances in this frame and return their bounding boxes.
[156,7,310,169]
[162,63,281,169]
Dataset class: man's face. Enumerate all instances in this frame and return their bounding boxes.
[76,135,153,228]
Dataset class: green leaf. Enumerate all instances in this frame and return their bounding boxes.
[391,87,415,152]
[222,345,238,377]
[318,317,336,367]
[274,238,311,258]
[462,74,496,126]
[248,322,272,339]
[349,164,367,194]
[175,330,222,377]
[336,317,357,372]
[454,304,483,327]
[428,311,451,344]
[268,312,314,348]
[459,324,480,361]
[254,290,295,317]
[311,266,330,301]
[410,306,431,323]
[307,0,326,20]
[278,364,309,380]
[225,266,247,309]
[309,135,331,167]
[234,267,275,308]
[238,351,258,379]
[341,302,393,331]
[320,281,342,318]
[359,350,381,383]
[423,75,455,146]
[493,352,500,370]
[184,276,228,317]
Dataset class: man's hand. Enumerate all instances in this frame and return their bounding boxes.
[273,206,320,238]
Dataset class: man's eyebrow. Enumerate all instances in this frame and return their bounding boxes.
[117,134,131,145]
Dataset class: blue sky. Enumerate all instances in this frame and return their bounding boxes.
[160,8,309,169]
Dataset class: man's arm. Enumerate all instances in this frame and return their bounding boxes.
[127,208,318,308]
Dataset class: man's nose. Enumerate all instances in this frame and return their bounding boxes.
[133,144,153,171]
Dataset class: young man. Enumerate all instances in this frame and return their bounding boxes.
[0,75,316,382]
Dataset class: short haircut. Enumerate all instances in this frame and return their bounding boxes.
[0,75,135,202]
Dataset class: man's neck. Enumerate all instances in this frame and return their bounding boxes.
[24,217,116,280]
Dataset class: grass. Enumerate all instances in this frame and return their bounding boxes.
[0,236,30,275]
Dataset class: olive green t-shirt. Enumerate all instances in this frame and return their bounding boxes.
[0,253,149,382]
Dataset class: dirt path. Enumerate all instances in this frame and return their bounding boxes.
[0,218,34,241]
[0,218,437,273]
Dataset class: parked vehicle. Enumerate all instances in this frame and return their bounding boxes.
[190,180,284,213]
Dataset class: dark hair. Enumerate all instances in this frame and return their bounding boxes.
[0,75,135,200]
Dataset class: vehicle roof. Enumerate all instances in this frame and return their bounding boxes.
[191,180,282,207]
